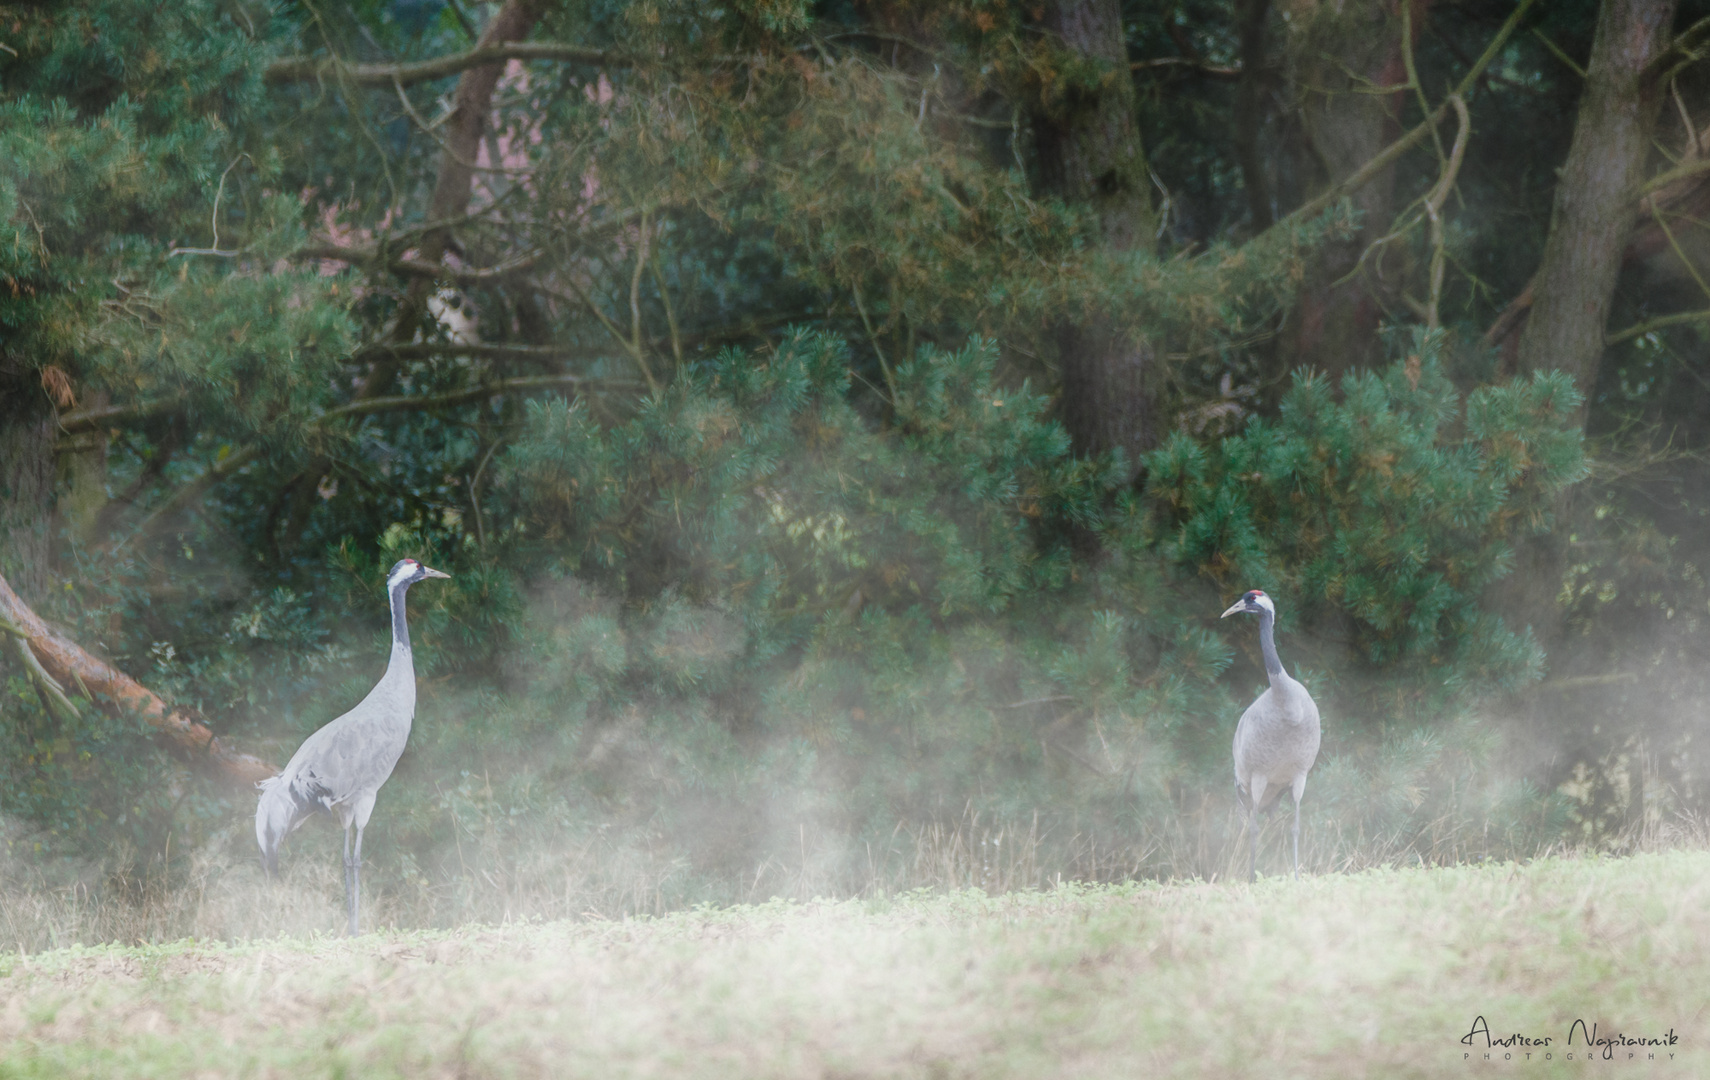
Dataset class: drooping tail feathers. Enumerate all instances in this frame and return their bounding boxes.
[255,769,328,877]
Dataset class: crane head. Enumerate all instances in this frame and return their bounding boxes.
[1220,589,1274,619]
[387,558,452,590]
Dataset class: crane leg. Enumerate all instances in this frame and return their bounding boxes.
[1247,775,1268,883]
[344,826,365,937]
[1291,774,1307,882]
[1248,801,1258,883]
[1291,796,1301,881]
[341,824,354,935]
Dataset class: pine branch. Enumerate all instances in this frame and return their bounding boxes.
[56,350,612,449]
[57,392,188,434]
[265,42,621,88]
[124,374,631,538]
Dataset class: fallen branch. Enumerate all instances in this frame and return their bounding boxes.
[0,574,276,785]
[265,42,620,88]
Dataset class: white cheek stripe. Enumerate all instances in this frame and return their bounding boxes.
[388,565,415,589]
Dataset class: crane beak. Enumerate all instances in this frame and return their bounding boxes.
[420,566,451,580]
[1219,600,1248,618]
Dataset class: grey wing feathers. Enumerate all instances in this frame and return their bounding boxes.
[254,690,413,875]
[255,767,333,875]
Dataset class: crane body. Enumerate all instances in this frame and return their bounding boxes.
[1222,589,1321,882]
[256,558,449,934]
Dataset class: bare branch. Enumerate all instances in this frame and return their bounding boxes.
[1606,307,1710,345]
[322,374,636,419]
[1272,0,1537,232]
[266,42,621,88]
[297,244,546,284]
[1130,57,1242,80]
[1639,156,1710,200]
[123,374,634,539]
[58,392,188,434]
[128,445,262,541]
[1423,96,1472,330]
[1644,14,1710,81]
[350,341,601,364]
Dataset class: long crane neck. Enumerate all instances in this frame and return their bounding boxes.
[1258,607,1286,684]
[386,579,414,669]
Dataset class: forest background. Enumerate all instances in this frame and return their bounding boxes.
[0,0,1705,932]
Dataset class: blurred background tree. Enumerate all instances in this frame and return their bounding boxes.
[0,0,1706,920]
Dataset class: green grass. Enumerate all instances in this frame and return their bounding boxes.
[0,852,1702,1078]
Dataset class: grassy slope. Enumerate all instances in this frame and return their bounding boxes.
[0,852,1702,1078]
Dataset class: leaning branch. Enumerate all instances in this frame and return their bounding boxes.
[0,574,277,785]
[265,42,621,88]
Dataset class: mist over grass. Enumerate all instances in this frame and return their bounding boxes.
[0,851,1703,1077]
[0,330,1633,948]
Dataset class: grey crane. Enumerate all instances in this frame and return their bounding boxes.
[256,558,449,935]
[1221,589,1320,882]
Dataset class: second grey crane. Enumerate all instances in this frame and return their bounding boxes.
[256,558,449,935]
[1222,589,1320,882]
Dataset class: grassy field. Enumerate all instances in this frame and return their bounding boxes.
[0,851,1701,1078]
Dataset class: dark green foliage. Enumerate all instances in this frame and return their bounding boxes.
[507,332,1109,622]
[0,0,1674,914]
[1146,332,1585,698]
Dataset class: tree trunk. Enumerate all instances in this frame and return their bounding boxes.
[0,375,55,604]
[1275,0,1416,383]
[1233,0,1274,232]
[57,390,109,550]
[1503,0,1677,650]
[374,0,544,398]
[1034,0,1159,473]
[1515,0,1678,405]
[276,0,543,554]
